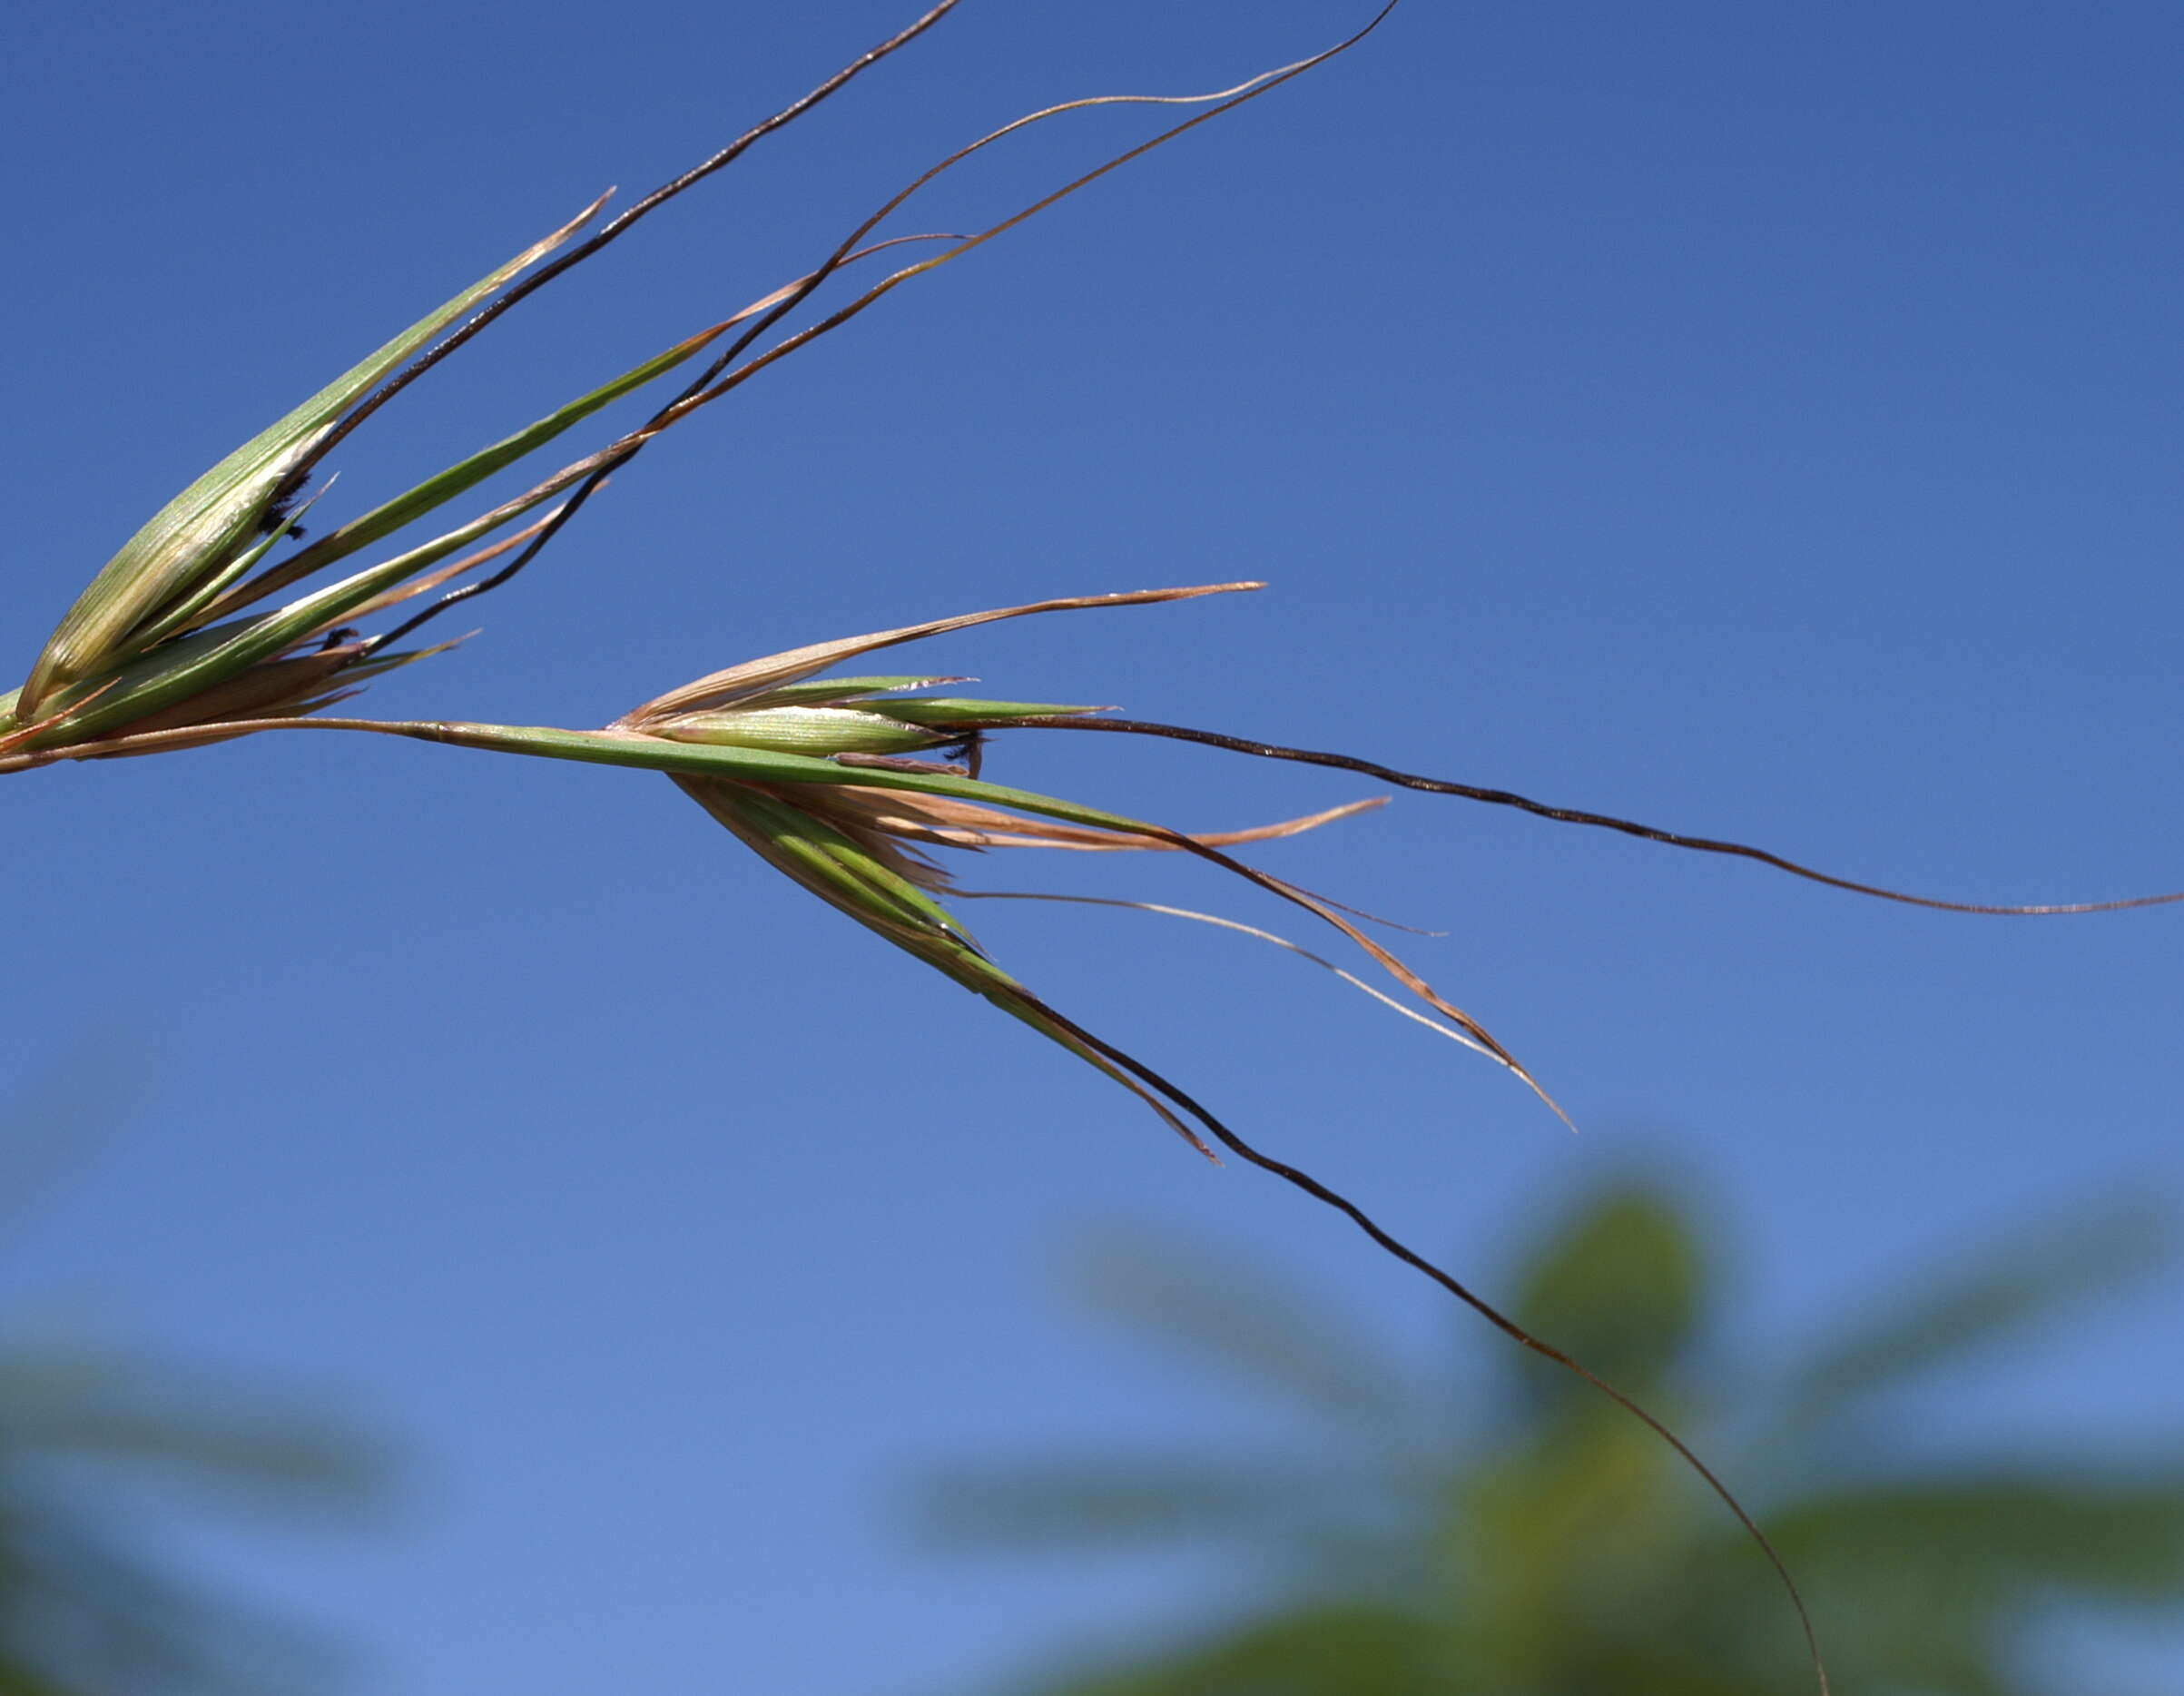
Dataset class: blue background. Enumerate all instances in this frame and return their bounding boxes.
[4,2,2179,1690]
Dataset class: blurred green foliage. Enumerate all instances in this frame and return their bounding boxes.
[0,1086,377,1696]
[919,1184,2184,1695]
[0,1342,378,1696]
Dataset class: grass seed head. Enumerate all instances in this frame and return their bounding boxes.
[15,201,605,719]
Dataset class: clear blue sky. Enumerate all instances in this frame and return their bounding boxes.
[4,2,2179,1691]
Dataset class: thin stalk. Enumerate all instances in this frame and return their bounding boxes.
[978,716,2184,916]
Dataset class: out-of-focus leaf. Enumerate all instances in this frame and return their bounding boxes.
[1781,1199,2168,1418]
[1509,1186,1704,1405]
[1069,1228,1412,1426]
[920,1462,1351,1553]
[0,1340,373,1694]
[0,1502,330,1696]
[0,1106,379,1696]
[1775,1474,2184,1602]
[1012,1603,1434,1696]
[0,1350,377,1502]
